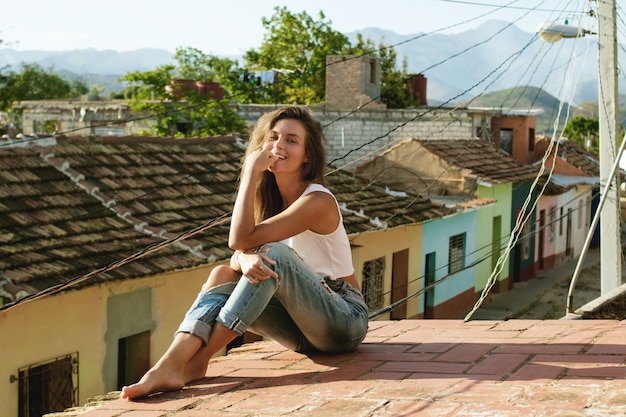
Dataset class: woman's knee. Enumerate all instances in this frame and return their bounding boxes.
[261,242,294,263]
[202,265,240,292]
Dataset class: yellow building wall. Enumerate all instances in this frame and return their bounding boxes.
[350,224,423,320]
[0,263,216,417]
[1,225,417,416]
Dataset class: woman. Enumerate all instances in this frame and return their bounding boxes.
[121,106,368,399]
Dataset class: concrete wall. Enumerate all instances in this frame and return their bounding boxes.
[421,210,479,319]
[351,224,424,320]
[325,55,383,110]
[238,105,488,170]
[17,99,155,137]
[0,264,214,417]
[476,183,513,293]
[16,100,491,170]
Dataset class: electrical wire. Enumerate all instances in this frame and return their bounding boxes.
[0,0,608,316]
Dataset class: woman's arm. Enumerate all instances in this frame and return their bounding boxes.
[228,151,263,250]
[228,151,339,250]
[230,190,339,250]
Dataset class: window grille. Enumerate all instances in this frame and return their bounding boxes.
[12,352,79,417]
[549,206,556,242]
[448,233,465,274]
[362,257,385,311]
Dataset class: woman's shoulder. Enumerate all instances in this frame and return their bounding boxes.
[303,183,332,196]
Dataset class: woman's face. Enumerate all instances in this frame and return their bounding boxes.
[262,118,308,175]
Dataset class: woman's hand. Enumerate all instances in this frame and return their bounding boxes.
[245,148,277,175]
[235,250,278,284]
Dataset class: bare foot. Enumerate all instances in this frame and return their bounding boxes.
[183,355,210,383]
[120,366,185,400]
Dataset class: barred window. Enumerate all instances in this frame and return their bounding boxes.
[362,257,385,311]
[448,233,465,274]
[14,353,78,417]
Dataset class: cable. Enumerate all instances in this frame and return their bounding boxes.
[369,180,599,312]
[1,213,232,312]
[1,0,603,314]
[369,185,600,319]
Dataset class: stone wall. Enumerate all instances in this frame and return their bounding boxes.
[16,100,491,170]
[16,99,155,137]
[325,55,384,110]
[237,104,488,170]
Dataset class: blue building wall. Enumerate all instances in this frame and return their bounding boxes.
[421,210,477,307]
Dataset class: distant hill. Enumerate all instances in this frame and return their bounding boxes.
[1,20,623,107]
[469,86,626,135]
[0,47,175,94]
[465,86,571,134]
[347,20,624,105]
[0,47,174,74]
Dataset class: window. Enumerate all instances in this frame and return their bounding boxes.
[448,233,465,274]
[559,207,564,236]
[528,127,536,151]
[118,331,150,390]
[369,59,377,84]
[500,128,514,155]
[362,257,385,311]
[33,120,60,135]
[549,206,556,242]
[15,353,78,417]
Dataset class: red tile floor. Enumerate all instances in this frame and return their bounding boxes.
[72,319,626,417]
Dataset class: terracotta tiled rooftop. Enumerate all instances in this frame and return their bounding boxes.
[0,135,455,305]
[415,139,540,184]
[543,138,601,177]
[70,318,626,417]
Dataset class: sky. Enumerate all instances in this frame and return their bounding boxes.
[1,0,595,55]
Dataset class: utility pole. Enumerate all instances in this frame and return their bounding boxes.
[597,0,621,294]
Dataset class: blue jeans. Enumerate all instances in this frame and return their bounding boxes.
[176,242,369,353]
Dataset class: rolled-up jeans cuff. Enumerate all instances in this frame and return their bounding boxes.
[175,320,213,345]
[174,282,236,345]
[217,309,249,336]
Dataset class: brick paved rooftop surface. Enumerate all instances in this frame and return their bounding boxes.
[73,319,626,417]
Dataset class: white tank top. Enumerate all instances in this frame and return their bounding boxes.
[283,184,354,279]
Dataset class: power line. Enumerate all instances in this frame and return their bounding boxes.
[1,1,607,313]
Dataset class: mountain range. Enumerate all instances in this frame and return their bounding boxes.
[0,20,622,106]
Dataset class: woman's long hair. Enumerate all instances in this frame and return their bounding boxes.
[241,106,326,222]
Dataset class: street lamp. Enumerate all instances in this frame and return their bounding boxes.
[537,1,621,313]
[536,21,594,42]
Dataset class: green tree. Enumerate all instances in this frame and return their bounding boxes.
[0,63,87,111]
[119,64,176,100]
[563,116,599,154]
[117,49,246,138]
[173,47,248,103]
[243,7,351,104]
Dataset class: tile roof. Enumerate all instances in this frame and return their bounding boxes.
[0,135,455,306]
[414,139,540,184]
[548,138,601,177]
